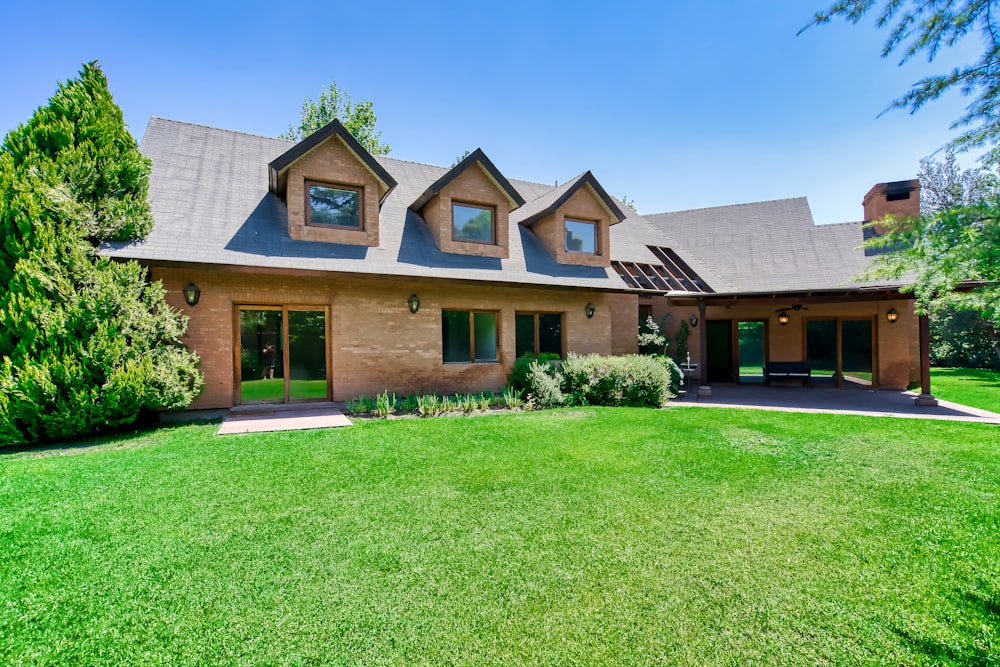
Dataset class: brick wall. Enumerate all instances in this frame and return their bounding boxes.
[154,266,618,408]
[530,185,612,268]
[286,136,382,246]
[420,164,511,259]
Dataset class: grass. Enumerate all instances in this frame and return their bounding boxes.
[1,409,998,665]
[931,366,1000,413]
[239,378,328,402]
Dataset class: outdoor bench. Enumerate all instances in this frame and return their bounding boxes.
[764,361,811,385]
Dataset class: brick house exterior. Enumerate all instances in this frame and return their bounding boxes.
[104,118,929,409]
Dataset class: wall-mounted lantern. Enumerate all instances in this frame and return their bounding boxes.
[183,283,201,307]
[407,294,420,314]
[585,302,596,319]
[688,314,699,327]
[777,311,790,326]
[886,308,899,324]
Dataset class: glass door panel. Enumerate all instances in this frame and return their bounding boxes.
[240,309,285,403]
[841,319,874,385]
[288,310,328,401]
[737,321,765,383]
[806,320,837,385]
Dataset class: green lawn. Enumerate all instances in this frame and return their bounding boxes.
[931,366,1000,413]
[240,378,328,402]
[1,409,998,665]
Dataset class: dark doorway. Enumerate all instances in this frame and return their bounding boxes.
[737,321,766,383]
[707,320,733,382]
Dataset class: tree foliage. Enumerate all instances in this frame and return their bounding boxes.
[0,62,202,444]
[807,3,1000,330]
[279,82,390,155]
[915,151,1000,366]
[803,0,1000,162]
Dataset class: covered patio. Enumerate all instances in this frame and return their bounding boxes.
[673,382,1000,424]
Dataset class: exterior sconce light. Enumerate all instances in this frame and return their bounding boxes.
[585,302,596,319]
[886,308,898,324]
[407,294,420,314]
[778,312,790,326]
[688,314,699,327]
[182,283,201,307]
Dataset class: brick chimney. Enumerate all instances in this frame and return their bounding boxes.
[862,179,920,221]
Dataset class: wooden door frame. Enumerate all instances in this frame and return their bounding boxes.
[233,304,332,405]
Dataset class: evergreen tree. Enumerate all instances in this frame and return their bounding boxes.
[0,62,202,444]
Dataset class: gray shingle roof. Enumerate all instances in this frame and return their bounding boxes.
[102,118,628,291]
[642,199,878,293]
[102,118,887,298]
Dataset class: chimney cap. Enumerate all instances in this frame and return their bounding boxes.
[863,178,920,205]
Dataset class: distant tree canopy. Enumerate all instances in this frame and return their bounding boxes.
[806,2,1000,328]
[917,151,1000,367]
[0,62,202,444]
[280,82,390,155]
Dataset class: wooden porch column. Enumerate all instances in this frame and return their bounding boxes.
[698,300,711,397]
[914,313,938,407]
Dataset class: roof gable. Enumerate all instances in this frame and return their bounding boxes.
[268,119,397,203]
[513,171,627,227]
[409,148,525,212]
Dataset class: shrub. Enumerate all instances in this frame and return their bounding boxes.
[525,360,565,408]
[559,353,680,407]
[507,352,560,393]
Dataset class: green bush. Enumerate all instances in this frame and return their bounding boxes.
[507,352,560,393]
[559,353,680,407]
[524,360,565,408]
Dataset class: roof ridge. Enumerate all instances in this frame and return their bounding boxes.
[817,220,864,227]
[643,196,809,218]
[146,117,563,192]
[148,116,293,143]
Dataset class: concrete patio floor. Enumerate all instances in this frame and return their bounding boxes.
[217,403,352,435]
[673,382,1000,424]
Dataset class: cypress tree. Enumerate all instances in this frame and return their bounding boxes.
[0,62,202,444]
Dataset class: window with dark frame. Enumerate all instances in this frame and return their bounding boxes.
[442,310,498,363]
[515,312,562,358]
[452,202,495,244]
[306,181,362,229]
[564,218,597,254]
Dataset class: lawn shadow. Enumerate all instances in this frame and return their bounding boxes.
[894,582,999,666]
[0,418,221,460]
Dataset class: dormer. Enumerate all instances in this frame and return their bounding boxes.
[268,120,397,246]
[512,171,626,267]
[409,149,525,259]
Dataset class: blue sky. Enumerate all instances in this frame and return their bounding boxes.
[0,0,981,223]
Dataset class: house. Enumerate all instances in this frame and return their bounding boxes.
[103,118,931,409]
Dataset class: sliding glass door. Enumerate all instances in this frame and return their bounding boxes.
[238,306,328,404]
[805,317,876,387]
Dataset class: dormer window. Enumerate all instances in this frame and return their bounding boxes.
[565,218,597,254]
[452,202,495,244]
[307,181,363,229]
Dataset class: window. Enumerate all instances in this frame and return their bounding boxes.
[452,203,494,243]
[515,312,562,358]
[442,310,498,363]
[638,304,652,326]
[565,218,597,254]
[306,181,362,229]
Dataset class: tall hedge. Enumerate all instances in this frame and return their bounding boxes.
[0,63,202,445]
